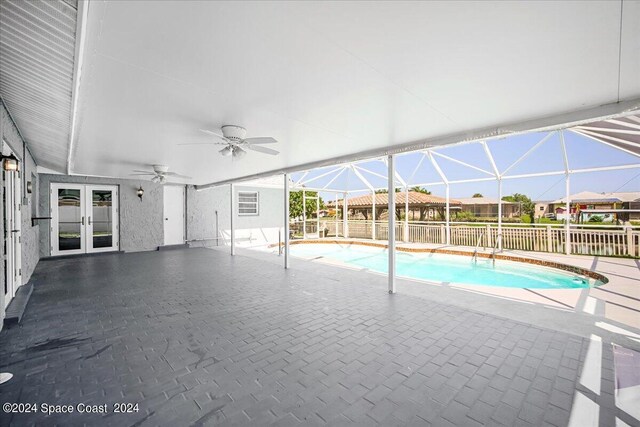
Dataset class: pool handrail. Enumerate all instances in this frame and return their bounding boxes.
[472,230,487,264]
[492,233,502,267]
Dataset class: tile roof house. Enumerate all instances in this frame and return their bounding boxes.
[327,192,461,220]
[455,197,520,218]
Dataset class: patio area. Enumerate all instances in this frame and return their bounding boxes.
[2,2,640,426]
[1,247,638,426]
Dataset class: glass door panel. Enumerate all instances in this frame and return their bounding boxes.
[85,185,118,253]
[57,188,83,252]
[91,189,113,248]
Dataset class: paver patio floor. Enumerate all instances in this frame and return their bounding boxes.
[0,248,637,426]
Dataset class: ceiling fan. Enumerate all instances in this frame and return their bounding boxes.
[179,125,279,158]
[130,164,192,184]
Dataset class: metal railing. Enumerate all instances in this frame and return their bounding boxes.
[291,219,640,258]
[472,230,487,264]
[491,234,502,267]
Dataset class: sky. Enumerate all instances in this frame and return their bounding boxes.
[290,130,640,203]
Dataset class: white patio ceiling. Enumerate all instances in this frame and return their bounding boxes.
[4,1,640,183]
[0,0,80,171]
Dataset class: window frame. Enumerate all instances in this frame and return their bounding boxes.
[237,191,259,216]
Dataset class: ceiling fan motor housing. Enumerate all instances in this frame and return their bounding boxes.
[221,125,247,142]
[152,164,169,174]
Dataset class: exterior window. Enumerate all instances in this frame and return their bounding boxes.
[238,191,259,215]
[539,206,544,211]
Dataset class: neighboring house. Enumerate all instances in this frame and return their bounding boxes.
[534,201,553,219]
[456,197,520,218]
[327,192,462,220]
[547,191,640,222]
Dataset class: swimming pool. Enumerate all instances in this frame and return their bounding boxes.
[290,243,602,289]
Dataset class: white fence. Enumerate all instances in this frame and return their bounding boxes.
[295,219,640,257]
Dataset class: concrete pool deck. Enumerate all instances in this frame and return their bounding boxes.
[274,238,640,338]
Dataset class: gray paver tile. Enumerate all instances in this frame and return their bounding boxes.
[0,248,602,427]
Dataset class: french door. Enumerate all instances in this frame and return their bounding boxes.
[50,184,119,256]
[4,169,21,308]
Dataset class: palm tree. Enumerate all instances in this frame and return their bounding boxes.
[410,186,431,195]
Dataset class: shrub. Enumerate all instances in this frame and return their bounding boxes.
[456,211,476,220]
[451,216,522,223]
[588,215,604,223]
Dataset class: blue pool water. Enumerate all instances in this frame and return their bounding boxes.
[290,243,600,289]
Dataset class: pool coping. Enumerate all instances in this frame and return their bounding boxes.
[285,239,609,285]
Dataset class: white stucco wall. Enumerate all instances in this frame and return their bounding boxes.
[187,184,284,250]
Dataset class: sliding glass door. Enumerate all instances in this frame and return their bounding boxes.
[50,184,119,256]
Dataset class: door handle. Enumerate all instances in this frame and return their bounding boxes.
[81,216,85,225]
[88,216,92,225]
[11,230,19,233]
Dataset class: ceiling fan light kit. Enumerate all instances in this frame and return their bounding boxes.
[219,146,233,157]
[233,146,246,158]
[151,175,166,184]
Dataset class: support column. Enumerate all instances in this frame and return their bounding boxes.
[302,189,306,239]
[388,154,396,294]
[343,192,348,238]
[445,184,451,245]
[565,174,571,255]
[372,190,376,240]
[316,196,320,238]
[497,178,502,251]
[230,183,235,256]
[335,194,339,237]
[404,187,409,242]
[284,174,290,269]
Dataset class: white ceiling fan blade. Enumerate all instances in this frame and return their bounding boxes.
[131,170,155,174]
[246,145,279,155]
[177,142,226,146]
[165,172,193,179]
[243,137,278,145]
[199,129,228,141]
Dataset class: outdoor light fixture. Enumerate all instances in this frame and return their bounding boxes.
[2,153,19,172]
[219,146,233,157]
[137,185,144,201]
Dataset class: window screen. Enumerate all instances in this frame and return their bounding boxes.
[238,191,259,215]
